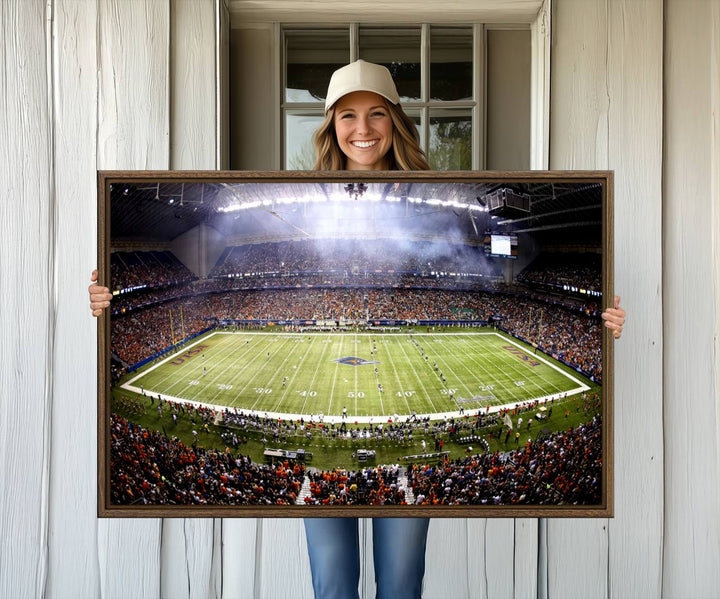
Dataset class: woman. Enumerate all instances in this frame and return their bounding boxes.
[89,60,626,599]
[302,60,432,599]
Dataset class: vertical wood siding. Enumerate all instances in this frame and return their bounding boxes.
[549,2,664,599]
[0,1,53,598]
[605,2,665,597]
[47,0,101,596]
[162,2,223,598]
[95,0,169,596]
[663,1,720,596]
[3,0,718,597]
[549,4,611,594]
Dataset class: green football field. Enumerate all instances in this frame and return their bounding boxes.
[119,328,591,419]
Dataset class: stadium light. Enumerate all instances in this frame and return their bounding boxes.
[218,193,487,213]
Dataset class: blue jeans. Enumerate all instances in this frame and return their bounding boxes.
[304,517,430,599]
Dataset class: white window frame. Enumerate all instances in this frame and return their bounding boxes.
[231,1,551,171]
[281,23,485,170]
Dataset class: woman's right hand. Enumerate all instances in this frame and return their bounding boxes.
[89,269,113,317]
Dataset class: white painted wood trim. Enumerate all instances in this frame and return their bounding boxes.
[549,1,663,596]
[273,22,282,170]
[229,1,544,25]
[0,1,53,597]
[425,519,475,599]
[712,2,720,505]
[474,23,485,170]
[604,1,664,596]
[47,0,102,596]
[256,519,314,598]
[164,2,228,597]
[221,519,260,598]
[218,0,231,169]
[530,0,550,170]
[477,24,487,170]
[662,1,720,595]
[96,1,170,594]
[170,0,217,170]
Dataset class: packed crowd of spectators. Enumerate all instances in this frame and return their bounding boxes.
[207,288,494,322]
[111,273,499,317]
[111,286,601,378]
[111,296,215,366]
[303,465,407,505]
[108,243,603,378]
[110,413,304,505]
[407,416,602,505]
[209,239,498,279]
[111,279,223,315]
[110,397,602,505]
[491,293,602,379]
[214,272,496,292]
[517,253,602,293]
[110,409,602,506]
[111,251,196,291]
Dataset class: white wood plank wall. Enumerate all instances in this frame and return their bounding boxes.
[1,0,718,598]
[0,2,53,598]
[94,0,170,595]
[163,3,223,599]
[48,2,101,597]
[549,2,664,599]
[663,1,720,597]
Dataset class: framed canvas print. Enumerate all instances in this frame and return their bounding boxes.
[97,170,614,518]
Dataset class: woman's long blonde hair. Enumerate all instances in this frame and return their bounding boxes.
[311,100,430,171]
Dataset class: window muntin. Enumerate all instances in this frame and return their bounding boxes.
[282,25,478,170]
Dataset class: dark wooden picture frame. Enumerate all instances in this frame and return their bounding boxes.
[98,170,613,518]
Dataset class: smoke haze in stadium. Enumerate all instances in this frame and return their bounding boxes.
[110,179,603,250]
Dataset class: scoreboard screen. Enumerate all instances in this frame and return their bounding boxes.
[485,233,518,258]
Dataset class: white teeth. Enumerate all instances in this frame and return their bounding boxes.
[352,140,377,148]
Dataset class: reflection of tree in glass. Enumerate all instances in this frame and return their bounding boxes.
[429,119,471,170]
[289,139,316,170]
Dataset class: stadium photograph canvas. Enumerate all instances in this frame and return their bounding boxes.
[97,170,614,518]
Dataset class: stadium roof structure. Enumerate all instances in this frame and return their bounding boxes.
[109,179,603,247]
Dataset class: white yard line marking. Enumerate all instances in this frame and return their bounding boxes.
[397,336,438,413]
[384,337,411,414]
[327,335,343,414]
[120,329,591,424]
[492,333,589,391]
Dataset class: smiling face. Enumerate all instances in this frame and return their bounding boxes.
[332,91,394,170]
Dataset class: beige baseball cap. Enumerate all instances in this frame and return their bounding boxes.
[324,60,400,112]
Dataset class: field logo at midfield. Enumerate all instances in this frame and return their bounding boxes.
[502,345,541,367]
[334,357,381,367]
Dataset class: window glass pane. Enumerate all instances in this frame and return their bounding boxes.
[285,112,324,169]
[430,27,473,101]
[359,27,421,102]
[286,30,350,103]
[402,109,423,149]
[429,109,472,170]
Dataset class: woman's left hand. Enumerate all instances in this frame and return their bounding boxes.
[602,295,625,339]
